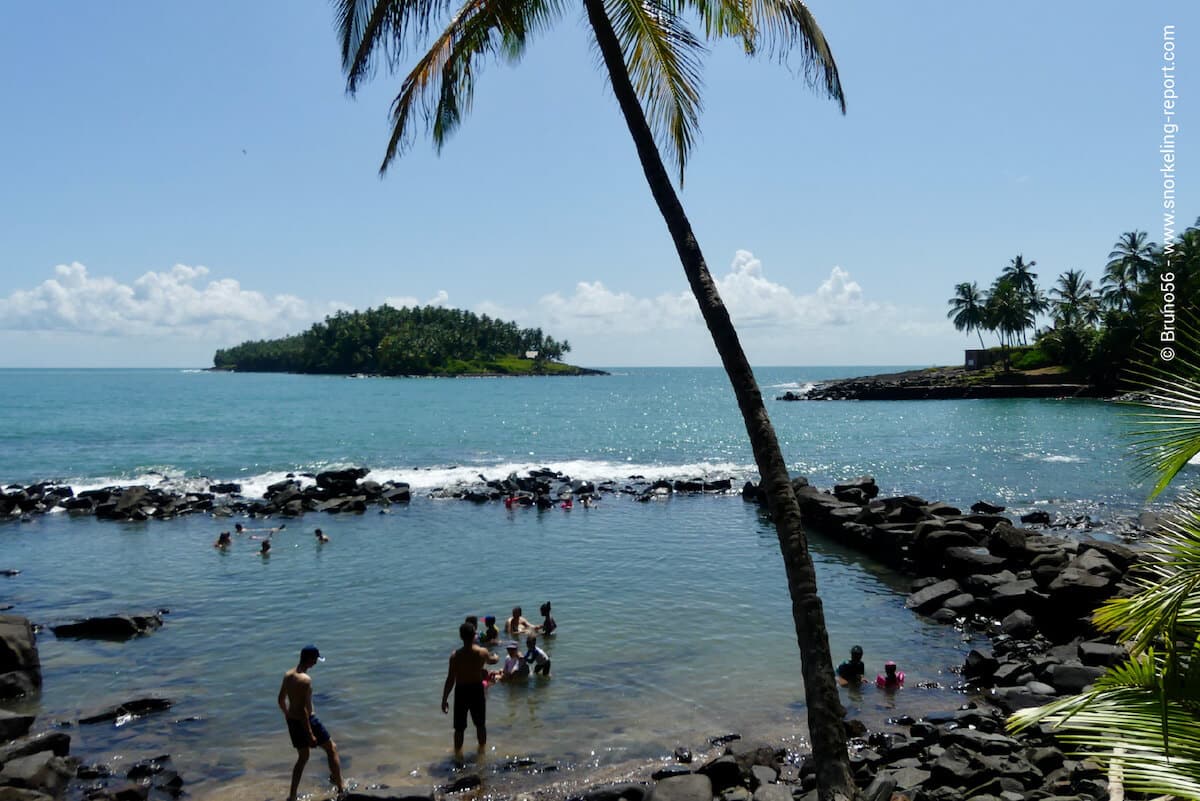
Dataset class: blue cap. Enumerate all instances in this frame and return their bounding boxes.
[301,644,325,662]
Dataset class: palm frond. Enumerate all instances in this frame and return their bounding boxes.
[1009,655,1200,798]
[604,0,705,183]
[379,0,565,171]
[337,0,452,93]
[741,0,843,111]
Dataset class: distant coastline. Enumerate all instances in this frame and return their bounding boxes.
[208,360,609,378]
[777,364,1108,401]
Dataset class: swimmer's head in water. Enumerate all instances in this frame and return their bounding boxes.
[885,661,897,673]
[851,645,863,659]
[484,615,496,625]
[540,602,551,616]
[512,606,522,618]
[526,635,537,647]
[235,523,244,532]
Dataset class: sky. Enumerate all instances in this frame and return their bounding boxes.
[0,2,1195,368]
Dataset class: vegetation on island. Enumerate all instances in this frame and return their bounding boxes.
[335,0,858,794]
[948,220,1199,392]
[1010,324,1200,797]
[213,305,583,376]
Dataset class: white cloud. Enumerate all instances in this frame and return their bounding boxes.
[0,262,338,345]
[383,289,450,309]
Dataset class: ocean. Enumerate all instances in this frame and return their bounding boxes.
[0,367,1175,801]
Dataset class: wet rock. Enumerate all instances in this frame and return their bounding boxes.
[0,733,70,766]
[696,755,741,793]
[651,766,692,781]
[75,765,111,780]
[972,501,1006,514]
[344,788,435,801]
[942,593,975,614]
[444,774,481,793]
[577,783,650,801]
[1045,664,1106,694]
[0,711,34,742]
[1020,511,1051,526]
[1077,641,1126,667]
[905,579,962,613]
[51,614,162,640]
[673,747,692,764]
[861,774,896,801]
[208,483,241,494]
[110,784,150,801]
[649,774,712,801]
[942,547,1008,577]
[0,788,55,801]
[0,616,41,700]
[1079,539,1137,571]
[125,756,169,779]
[747,765,776,789]
[0,752,76,796]
[78,698,172,726]
[717,787,751,801]
[963,649,999,683]
[1001,610,1037,638]
[750,785,790,801]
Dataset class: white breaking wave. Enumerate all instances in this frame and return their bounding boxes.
[44,459,756,500]
[1023,453,1084,464]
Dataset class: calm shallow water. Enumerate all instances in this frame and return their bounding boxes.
[0,367,1178,800]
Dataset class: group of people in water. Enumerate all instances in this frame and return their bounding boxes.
[278,602,559,800]
[503,493,596,510]
[835,644,905,689]
[212,522,328,555]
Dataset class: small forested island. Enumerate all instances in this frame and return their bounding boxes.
[213,305,605,376]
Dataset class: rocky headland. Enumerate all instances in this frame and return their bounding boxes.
[777,367,1104,402]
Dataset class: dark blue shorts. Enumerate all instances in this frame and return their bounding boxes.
[287,715,331,749]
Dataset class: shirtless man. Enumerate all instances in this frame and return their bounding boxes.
[441,623,499,758]
[278,645,344,801]
[504,606,532,636]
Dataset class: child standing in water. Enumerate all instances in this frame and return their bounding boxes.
[876,661,904,688]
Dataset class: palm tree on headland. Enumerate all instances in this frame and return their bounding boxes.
[1103,231,1156,313]
[1000,254,1042,344]
[947,281,988,350]
[333,1,856,798]
[1050,269,1099,328]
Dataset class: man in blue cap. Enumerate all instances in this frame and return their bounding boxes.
[278,645,345,801]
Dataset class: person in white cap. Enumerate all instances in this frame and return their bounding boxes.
[278,645,344,800]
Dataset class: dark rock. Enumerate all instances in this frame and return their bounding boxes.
[110,783,150,801]
[651,766,692,781]
[930,608,958,623]
[717,788,751,801]
[861,774,896,801]
[708,733,740,746]
[930,744,988,788]
[445,775,482,793]
[51,614,162,640]
[750,786,790,801]
[747,765,776,789]
[1020,511,1051,526]
[154,770,184,797]
[943,547,1008,577]
[890,766,931,790]
[833,476,879,500]
[126,756,169,779]
[905,579,962,613]
[78,698,172,726]
[696,755,741,793]
[76,765,112,780]
[649,774,712,801]
[208,483,241,495]
[987,523,1029,558]
[942,729,1018,755]
[964,649,999,682]
[1078,539,1137,571]
[673,747,692,764]
[0,711,35,742]
[344,788,435,801]
[726,740,778,772]
[1045,664,1106,694]
[0,733,70,765]
[1078,641,1126,667]
[0,617,41,699]
[972,501,1006,514]
[842,719,867,738]
[1001,610,1037,638]
[0,753,75,796]
[942,593,976,613]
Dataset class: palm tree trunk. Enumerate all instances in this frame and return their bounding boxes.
[582,1,855,798]
[976,328,985,351]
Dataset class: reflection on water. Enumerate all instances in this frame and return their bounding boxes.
[4,495,975,799]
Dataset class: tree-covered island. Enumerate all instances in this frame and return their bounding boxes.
[212,304,604,376]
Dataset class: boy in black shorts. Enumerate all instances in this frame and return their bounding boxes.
[278,645,344,800]
[441,623,499,758]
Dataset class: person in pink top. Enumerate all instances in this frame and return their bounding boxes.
[876,661,904,688]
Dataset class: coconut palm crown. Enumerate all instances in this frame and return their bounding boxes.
[333,0,858,798]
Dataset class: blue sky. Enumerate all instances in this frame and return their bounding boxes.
[0,1,1193,367]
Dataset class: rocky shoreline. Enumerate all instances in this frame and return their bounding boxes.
[0,472,1151,801]
[0,468,737,524]
[777,368,1106,402]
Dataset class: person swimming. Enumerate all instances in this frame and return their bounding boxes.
[836,645,865,686]
[876,661,904,688]
[214,531,232,549]
[537,602,556,635]
[479,616,500,645]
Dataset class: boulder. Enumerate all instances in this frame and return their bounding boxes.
[963,649,999,683]
[51,614,162,640]
[750,786,790,801]
[0,753,75,796]
[344,788,435,801]
[942,593,976,614]
[905,579,962,613]
[1019,510,1051,526]
[1078,641,1127,667]
[1045,664,1106,694]
[578,782,649,801]
[942,547,1008,577]
[0,789,55,801]
[1047,569,1117,614]
[1001,610,1037,638]
[833,476,879,500]
[987,523,1029,558]
[0,711,34,742]
[650,774,712,801]
[0,617,40,699]
[972,501,1006,514]
[0,733,70,767]
[1079,539,1137,571]
[78,698,172,726]
[207,483,241,495]
[696,755,741,793]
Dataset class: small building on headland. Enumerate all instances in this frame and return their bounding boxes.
[964,349,994,370]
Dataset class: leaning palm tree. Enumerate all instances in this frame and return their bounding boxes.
[1000,255,1041,344]
[334,0,856,797]
[947,281,988,350]
[1009,323,1200,798]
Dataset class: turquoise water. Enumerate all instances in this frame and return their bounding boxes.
[0,368,1173,801]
